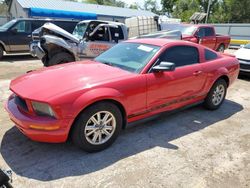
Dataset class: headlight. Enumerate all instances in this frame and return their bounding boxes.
[31,101,55,118]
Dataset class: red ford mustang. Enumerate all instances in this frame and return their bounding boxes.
[5,39,239,152]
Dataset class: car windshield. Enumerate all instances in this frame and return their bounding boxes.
[0,20,17,30]
[243,43,250,49]
[95,42,160,73]
[73,23,87,39]
[180,26,197,35]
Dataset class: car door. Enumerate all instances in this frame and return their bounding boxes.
[197,27,216,49]
[84,25,116,58]
[8,20,32,52]
[146,45,207,111]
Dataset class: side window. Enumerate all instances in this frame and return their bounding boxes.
[110,26,124,41]
[12,21,31,33]
[91,26,110,41]
[205,49,218,61]
[197,28,205,38]
[32,21,45,31]
[160,46,199,67]
[205,27,214,36]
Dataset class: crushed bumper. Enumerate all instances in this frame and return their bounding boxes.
[4,98,72,143]
[30,42,45,60]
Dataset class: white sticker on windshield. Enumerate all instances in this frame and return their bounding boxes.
[137,45,153,52]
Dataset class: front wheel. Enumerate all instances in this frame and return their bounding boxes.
[47,52,75,66]
[71,102,123,152]
[217,44,225,52]
[204,79,227,110]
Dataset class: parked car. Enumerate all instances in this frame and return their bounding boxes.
[5,39,239,152]
[30,20,128,66]
[0,18,78,59]
[162,24,231,52]
[234,43,250,75]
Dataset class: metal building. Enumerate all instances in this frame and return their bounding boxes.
[9,0,156,22]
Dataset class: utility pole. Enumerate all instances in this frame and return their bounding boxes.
[205,0,212,23]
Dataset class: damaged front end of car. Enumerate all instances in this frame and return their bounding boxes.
[30,22,80,66]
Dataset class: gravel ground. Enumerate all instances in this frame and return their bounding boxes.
[0,52,249,188]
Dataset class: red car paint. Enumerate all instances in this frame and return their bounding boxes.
[181,24,231,51]
[5,39,239,143]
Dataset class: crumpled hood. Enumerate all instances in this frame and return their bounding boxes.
[41,22,79,43]
[10,60,134,101]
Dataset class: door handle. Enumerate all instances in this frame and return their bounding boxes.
[193,70,203,76]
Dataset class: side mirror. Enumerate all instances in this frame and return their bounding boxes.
[10,28,18,34]
[240,44,245,48]
[152,62,175,72]
[194,33,202,43]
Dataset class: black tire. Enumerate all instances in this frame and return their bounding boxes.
[3,182,13,188]
[71,102,123,152]
[0,46,4,60]
[47,52,74,66]
[216,44,225,52]
[41,56,49,67]
[204,79,227,110]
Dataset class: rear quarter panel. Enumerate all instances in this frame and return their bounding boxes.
[215,35,231,49]
[201,54,239,93]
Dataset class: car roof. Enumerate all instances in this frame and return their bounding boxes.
[179,23,213,27]
[126,38,199,47]
[78,20,125,26]
[12,18,79,22]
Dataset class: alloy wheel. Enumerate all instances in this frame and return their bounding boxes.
[84,111,116,145]
[212,84,225,106]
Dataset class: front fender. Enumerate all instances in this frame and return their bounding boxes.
[71,88,126,119]
[0,40,9,51]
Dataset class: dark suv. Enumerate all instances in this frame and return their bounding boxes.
[0,18,78,59]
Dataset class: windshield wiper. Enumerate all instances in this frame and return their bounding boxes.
[100,61,114,67]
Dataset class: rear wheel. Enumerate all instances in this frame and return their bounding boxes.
[217,44,225,52]
[47,52,74,66]
[71,102,123,152]
[204,79,227,110]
